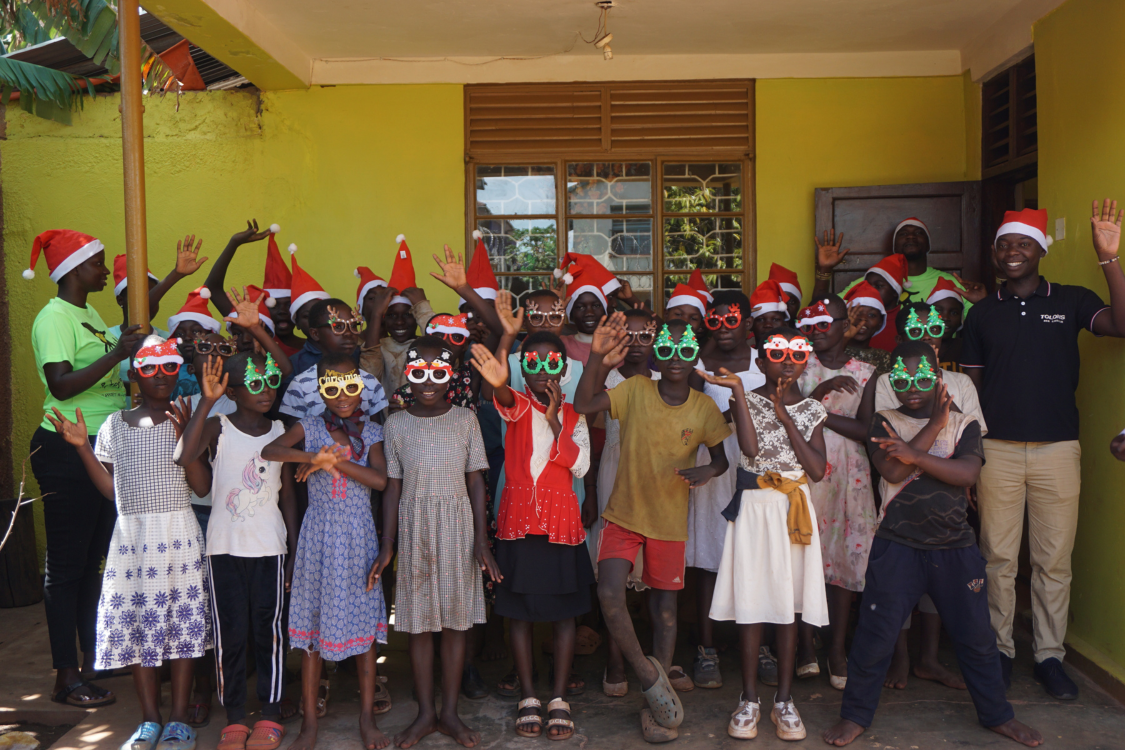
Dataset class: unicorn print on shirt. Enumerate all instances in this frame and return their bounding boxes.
[225,453,271,521]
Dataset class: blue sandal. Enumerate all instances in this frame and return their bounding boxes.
[121,722,162,750]
[155,721,196,750]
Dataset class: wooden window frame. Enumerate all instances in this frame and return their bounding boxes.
[982,55,1037,180]
[463,81,756,300]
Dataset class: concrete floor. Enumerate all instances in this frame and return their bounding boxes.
[3,602,1125,750]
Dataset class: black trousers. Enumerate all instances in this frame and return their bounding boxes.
[207,554,287,723]
[841,537,1015,729]
[30,427,117,671]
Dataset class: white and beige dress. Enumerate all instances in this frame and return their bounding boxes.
[710,392,830,626]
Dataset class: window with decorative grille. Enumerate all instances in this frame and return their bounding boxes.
[982,56,1037,179]
[464,81,755,305]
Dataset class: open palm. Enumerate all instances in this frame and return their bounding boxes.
[468,343,509,388]
[1092,199,1123,259]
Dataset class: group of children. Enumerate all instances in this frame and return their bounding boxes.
[28,216,1044,750]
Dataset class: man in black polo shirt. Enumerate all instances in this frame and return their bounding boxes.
[961,202,1125,701]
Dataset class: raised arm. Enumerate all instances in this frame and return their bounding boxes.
[224,287,293,376]
[174,355,227,466]
[773,378,828,481]
[431,244,505,350]
[574,313,627,415]
[166,398,212,497]
[1089,199,1125,337]
[203,220,272,317]
[700,369,759,460]
[811,229,851,300]
[149,234,208,314]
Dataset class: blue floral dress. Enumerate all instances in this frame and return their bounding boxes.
[288,417,388,660]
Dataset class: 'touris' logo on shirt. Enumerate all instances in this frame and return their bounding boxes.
[1040,314,1066,324]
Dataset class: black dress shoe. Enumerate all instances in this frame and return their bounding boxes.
[999,653,1012,690]
[1034,657,1078,700]
[461,664,489,700]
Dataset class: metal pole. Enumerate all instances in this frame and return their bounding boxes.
[119,0,149,334]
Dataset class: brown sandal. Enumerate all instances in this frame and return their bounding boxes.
[515,697,543,738]
[372,681,392,715]
[546,698,574,741]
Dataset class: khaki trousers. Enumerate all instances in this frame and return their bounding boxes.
[978,439,1081,663]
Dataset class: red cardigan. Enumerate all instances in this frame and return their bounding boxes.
[494,388,588,546]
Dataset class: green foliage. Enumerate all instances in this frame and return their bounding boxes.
[24,0,119,73]
[0,54,77,122]
[505,226,557,273]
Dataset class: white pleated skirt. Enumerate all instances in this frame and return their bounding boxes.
[709,473,829,626]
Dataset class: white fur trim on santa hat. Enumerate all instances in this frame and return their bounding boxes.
[777,282,801,301]
[473,286,497,301]
[113,270,158,298]
[265,288,291,299]
[602,276,623,295]
[390,295,411,307]
[270,224,280,234]
[357,278,389,306]
[996,222,1053,253]
[47,238,105,283]
[926,289,964,307]
[750,300,789,319]
[167,311,221,335]
[868,267,905,295]
[666,293,706,317]
[427,321,470,336]
[291,290,330,316]
[797,311,834,328]
[895,218,930,239]
[847,294,887,336]
[564,284,607,318]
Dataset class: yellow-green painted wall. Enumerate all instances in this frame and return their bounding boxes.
[3,85,465,554]
[1035,0,1125,679]
[756,76,972,291]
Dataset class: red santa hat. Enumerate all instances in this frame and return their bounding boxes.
[132,336,184,370]
[767,263,802,302]
[354,267,388,308]
[167,287,220,335]
[425,312,471,338]
[288,244,330,315]
[263,227,292,299]
[995,208,1053,253]
[926,277,965,307]
[388,234,417,307]
[845,281,888,335]
[894,217,930,245]
[687,269,713,303]
[665,283,707,317]
[24,229,105,283]
[555,252,621,317]
[112,254,158,297]
[463,231,499,303]
[749,280,789,319]
[866,253,911,296]
[797,300,834,328]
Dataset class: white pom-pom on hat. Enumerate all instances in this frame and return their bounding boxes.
[265,297,276,308]
[553,267,565,279]
[22,269,34,280]
[1045,235,1054,247]
[354,268,361,278]
[563,273,574,285]
[396,234,406,244]
[199,287,211,299]
[288,243,298,255]
[903,279,912,289]
[270,224,280,234]
[472,230,482,240]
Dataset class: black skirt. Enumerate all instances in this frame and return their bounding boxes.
[493,534,595,622]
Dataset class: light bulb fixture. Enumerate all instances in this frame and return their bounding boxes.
[595,32,613,60]
[589,1,615,61]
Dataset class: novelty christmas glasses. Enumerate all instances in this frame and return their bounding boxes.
[704,303,743,330]
[521,350,566,375]
[318,369,365,399]
[133,338,183,377]
[192,339,237,357]
[324,309,363,335]
[904,308,945,341]
[404,348,455,384]
[653,324,700,361]
[762,334,812,364]
[796,301,844,334]
[426,313,470,345]
[243,354,283,395]
[526,299,566,327]
[624,320,659,346]
[889,355,938,392]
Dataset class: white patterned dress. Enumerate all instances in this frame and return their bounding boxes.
[710,392,829,626]
[797,354,877,592]
[93,413,212,669]
[383,406,490,633]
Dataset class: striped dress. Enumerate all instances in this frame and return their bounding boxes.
[383,407,490,633]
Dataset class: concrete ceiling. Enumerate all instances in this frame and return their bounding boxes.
[268,0,1026,58]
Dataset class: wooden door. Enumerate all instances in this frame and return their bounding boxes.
[814,181,982,295]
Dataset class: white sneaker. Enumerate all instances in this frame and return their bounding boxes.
[771,695,806,741]
[727,694,760,739]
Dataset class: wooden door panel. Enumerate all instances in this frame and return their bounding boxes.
[815,181,981,294]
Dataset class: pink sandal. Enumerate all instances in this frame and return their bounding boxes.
[246,720,286,750]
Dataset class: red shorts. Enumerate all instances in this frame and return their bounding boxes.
[597,521,686,590]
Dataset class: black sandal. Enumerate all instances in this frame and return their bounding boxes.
[52,680,116,707]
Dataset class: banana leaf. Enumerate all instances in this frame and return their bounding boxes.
[25,0,119,74]
[0,54,79,123]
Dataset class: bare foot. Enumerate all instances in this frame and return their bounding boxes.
[360,709,390,750]
[822,719,864,746]
[989,719,1043,747]
[395,712,438,749]
[438,709,480,748]
[289,725,319,750]
[914,658,967,690]
[884,637,910,690]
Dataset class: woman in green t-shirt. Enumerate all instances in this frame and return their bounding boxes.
[25,230,145,708]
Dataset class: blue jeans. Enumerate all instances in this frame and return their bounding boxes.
[841,537,1014,729]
